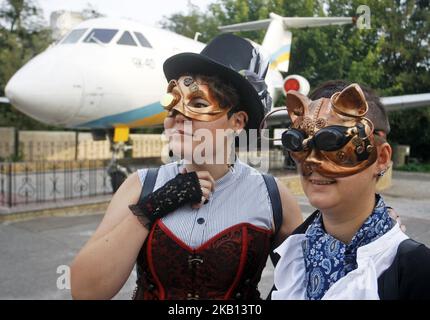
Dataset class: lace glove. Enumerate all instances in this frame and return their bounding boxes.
[129,172,202,229]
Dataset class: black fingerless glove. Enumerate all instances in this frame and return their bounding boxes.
[129,172,202,227]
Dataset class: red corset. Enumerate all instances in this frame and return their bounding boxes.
[133,220,272,300]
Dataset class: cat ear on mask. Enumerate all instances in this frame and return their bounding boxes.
[331,83,368,117]
[286,91,310,123]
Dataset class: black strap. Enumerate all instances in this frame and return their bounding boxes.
[262,173,284,286]
[378,238,422,299]
[136,168,159,283]
[262,174,283,235]
[137,168,159,206]
[262,174,283,301]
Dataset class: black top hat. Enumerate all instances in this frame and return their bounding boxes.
[163,34,271,130]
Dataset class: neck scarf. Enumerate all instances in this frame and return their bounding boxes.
[302,194,394,300]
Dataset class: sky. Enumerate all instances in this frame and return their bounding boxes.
[37,0,215,27]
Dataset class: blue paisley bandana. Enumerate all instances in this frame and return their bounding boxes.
[302,194,394,300]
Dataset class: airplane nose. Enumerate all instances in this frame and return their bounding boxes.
[5,49,83,126]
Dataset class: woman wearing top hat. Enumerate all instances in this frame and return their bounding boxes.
[70,34,303,300]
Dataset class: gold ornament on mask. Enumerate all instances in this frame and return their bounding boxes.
[161,93,177,108]
[351,136,362,147]
[189,82,199,92]
[336,151,346,162]
[315,118,327,129]
[183,77,194,86]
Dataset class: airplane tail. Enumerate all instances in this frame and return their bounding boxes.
[219,12,353,73]
[219,13,353,107]
[262,15,292,73]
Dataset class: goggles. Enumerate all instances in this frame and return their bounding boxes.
[282,123,368,153]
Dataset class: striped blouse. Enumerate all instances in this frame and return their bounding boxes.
[137,159,274,248]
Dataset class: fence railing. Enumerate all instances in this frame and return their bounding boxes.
[0,127,166,162]
[0,160,113,207]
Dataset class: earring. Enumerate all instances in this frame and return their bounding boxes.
[168,149,173,157]
[377,169,386,177]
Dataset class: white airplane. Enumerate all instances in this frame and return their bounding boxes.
[3,13,429,134]
[3,17,204,140]
[1,12,429,186]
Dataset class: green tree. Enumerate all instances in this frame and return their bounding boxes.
[160,1,219,43]
[0,0,45,32]
[389,108,430,161]
[0,0,56,129]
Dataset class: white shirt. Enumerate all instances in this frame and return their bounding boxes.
[272,223,409,300]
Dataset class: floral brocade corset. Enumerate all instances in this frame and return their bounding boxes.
[302,194,394,300]
[133,220,272,300]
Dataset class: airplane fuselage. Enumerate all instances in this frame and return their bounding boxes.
[5,18,205,129]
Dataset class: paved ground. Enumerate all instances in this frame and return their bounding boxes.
[0,171,429,300]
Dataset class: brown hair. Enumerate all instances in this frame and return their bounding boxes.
[188,74,240,118]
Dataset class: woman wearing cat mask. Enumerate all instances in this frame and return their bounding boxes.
[272,83,430,300]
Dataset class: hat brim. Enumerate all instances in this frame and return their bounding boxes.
[163,52,265,131]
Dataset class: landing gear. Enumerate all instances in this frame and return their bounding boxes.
[107,141,132,193]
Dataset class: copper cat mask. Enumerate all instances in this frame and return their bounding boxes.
[282,84,377,178]
[160,76,232,122]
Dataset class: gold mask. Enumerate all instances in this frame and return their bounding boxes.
[283,84,377,178]
[160,76,231,122]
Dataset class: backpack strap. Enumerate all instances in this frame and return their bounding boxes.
[262,174,283,235]
[136,168,159,283]
[137,167,159,205]
[261,173,284,300]
[262,174,283,269]
[378,238,422,299]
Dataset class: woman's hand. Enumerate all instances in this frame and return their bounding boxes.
[180,168,215,209]
[131,170,204,224]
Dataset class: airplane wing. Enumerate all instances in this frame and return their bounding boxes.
[219,19,271,32]
[281,17,353,28]
[219,14,353,32]
[380,93,430,112]
[266,93,430,126]
[0,97,10,104]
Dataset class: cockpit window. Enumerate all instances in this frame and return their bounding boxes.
[61,29,88,44]
[133,32,152,48]
[84,29,118,44]
[117,31,137,46]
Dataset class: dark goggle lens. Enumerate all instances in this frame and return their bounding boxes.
[314,127,351,151]
[282,129,306,152]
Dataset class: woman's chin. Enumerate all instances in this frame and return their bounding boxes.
[305,191,338,211]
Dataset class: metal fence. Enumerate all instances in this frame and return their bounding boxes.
[0,160,113,207]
